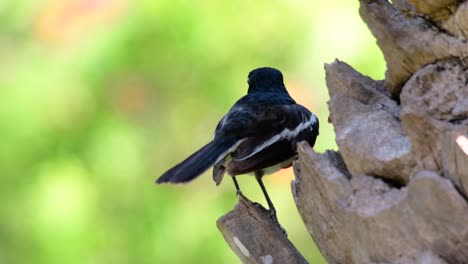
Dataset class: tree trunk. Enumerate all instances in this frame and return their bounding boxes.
[218,0,468,263]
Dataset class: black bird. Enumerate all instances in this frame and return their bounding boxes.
[157,67,319,218]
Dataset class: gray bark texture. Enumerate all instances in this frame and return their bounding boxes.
[217,194,308,264]
[218,0,468,263]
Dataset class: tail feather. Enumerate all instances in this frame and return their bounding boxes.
[156,137,237,184]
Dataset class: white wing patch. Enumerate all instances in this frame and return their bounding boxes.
[213,115,227,139]
[237,114,317,161]
[215,138,247,164]
[213,106,244,140]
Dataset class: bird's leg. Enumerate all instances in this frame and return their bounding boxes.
[255,171,277,218]
[232,176,241,195]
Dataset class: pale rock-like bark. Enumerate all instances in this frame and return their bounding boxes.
[443,1,468,38]
[359,0,468,95]
[293,142,468,264]
[393,0,459,21]
[326,61,415,183]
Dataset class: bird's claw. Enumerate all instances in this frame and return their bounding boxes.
[267,209,287,236]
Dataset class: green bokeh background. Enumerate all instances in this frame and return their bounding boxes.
[0,0,385,263]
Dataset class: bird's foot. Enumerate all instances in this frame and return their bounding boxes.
[267,209,279,224]
[267,209,287,237]
[250,202,287,236]
[268,208,277,219]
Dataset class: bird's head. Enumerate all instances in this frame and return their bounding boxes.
[247,67,287,94]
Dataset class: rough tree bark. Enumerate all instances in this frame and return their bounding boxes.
[218,0,468,263]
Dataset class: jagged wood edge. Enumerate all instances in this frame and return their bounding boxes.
[217,194,308,264]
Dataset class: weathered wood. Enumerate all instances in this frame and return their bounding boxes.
[292,146,352,264]
[400,59,468,126]
[217,194,308,264]
[443,1,468,38]
[442,131,468,197]
[393,0,460,21]
[359,0,468,95]
[400,58,468,192]
[293,142,468,264]
[325,61,414,183]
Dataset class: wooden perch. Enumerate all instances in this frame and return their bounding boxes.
[217,194,308,264]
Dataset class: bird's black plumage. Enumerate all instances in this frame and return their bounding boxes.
[157,67,319,218]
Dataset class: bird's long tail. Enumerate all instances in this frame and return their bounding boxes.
[156,137,238,184]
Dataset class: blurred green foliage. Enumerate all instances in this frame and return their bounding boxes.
[0,0,384,263]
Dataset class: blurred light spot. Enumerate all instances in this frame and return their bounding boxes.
[44,83,95,132]
[110,74,155,122]
[286,80,320,111]
[88,119,144,181]
[33,159,94,232]
[35,0,126,44]
[270,167,294,184]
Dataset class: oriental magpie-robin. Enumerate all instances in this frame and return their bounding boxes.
[157,67,319,219]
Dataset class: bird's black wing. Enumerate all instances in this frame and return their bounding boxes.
[214,103,317,160]
[230,104,318,161]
